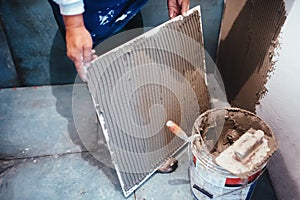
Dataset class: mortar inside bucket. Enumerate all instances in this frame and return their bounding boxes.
[189,107,277,200]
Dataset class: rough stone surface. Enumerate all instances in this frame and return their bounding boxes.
[0,0,76,86]
[0,19,19,88]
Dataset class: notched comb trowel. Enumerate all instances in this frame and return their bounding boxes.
[156,121,189,174]
[215,128,278,178]
[157,120,206,174]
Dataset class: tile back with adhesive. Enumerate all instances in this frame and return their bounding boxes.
[86,6,209,197]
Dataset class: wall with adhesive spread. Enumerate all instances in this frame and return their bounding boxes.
[256,1,300,199]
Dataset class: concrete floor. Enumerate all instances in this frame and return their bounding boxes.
[0,84,277,199]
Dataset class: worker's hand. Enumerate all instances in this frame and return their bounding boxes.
[63,14,94,82]
[167,0,190,19]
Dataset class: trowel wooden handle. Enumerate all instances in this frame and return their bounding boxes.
[166,120,189,142]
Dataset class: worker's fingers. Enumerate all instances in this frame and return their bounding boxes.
[78,64,88,82]
[181,0,190,15]
[168,8,180,19]
[67,49,97,82]
[92,54,98,60]
[168,0,190,18]
[66,50,85,82]
[73,55,87,82]
[83,45,93,65]
[78,49,97,82]
[67,49,82,71]
[167,0,180,18]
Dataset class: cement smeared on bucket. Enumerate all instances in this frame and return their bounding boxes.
[192,107,278,178]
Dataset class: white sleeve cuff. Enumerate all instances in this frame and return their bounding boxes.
[59,0,85,15]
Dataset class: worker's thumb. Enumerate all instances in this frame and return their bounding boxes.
[75,61,87,82]
[181,0,189,15]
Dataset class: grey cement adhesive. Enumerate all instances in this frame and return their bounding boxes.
[216,0,287,112]
[86,6,209,197]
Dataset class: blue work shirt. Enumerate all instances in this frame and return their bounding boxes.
[83,0,147,45]
[50,0,147,46]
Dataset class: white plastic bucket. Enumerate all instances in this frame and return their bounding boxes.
[189,107,275,200]
[190,142,265,200]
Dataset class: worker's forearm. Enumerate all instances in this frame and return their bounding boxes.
[63,14,85,30]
